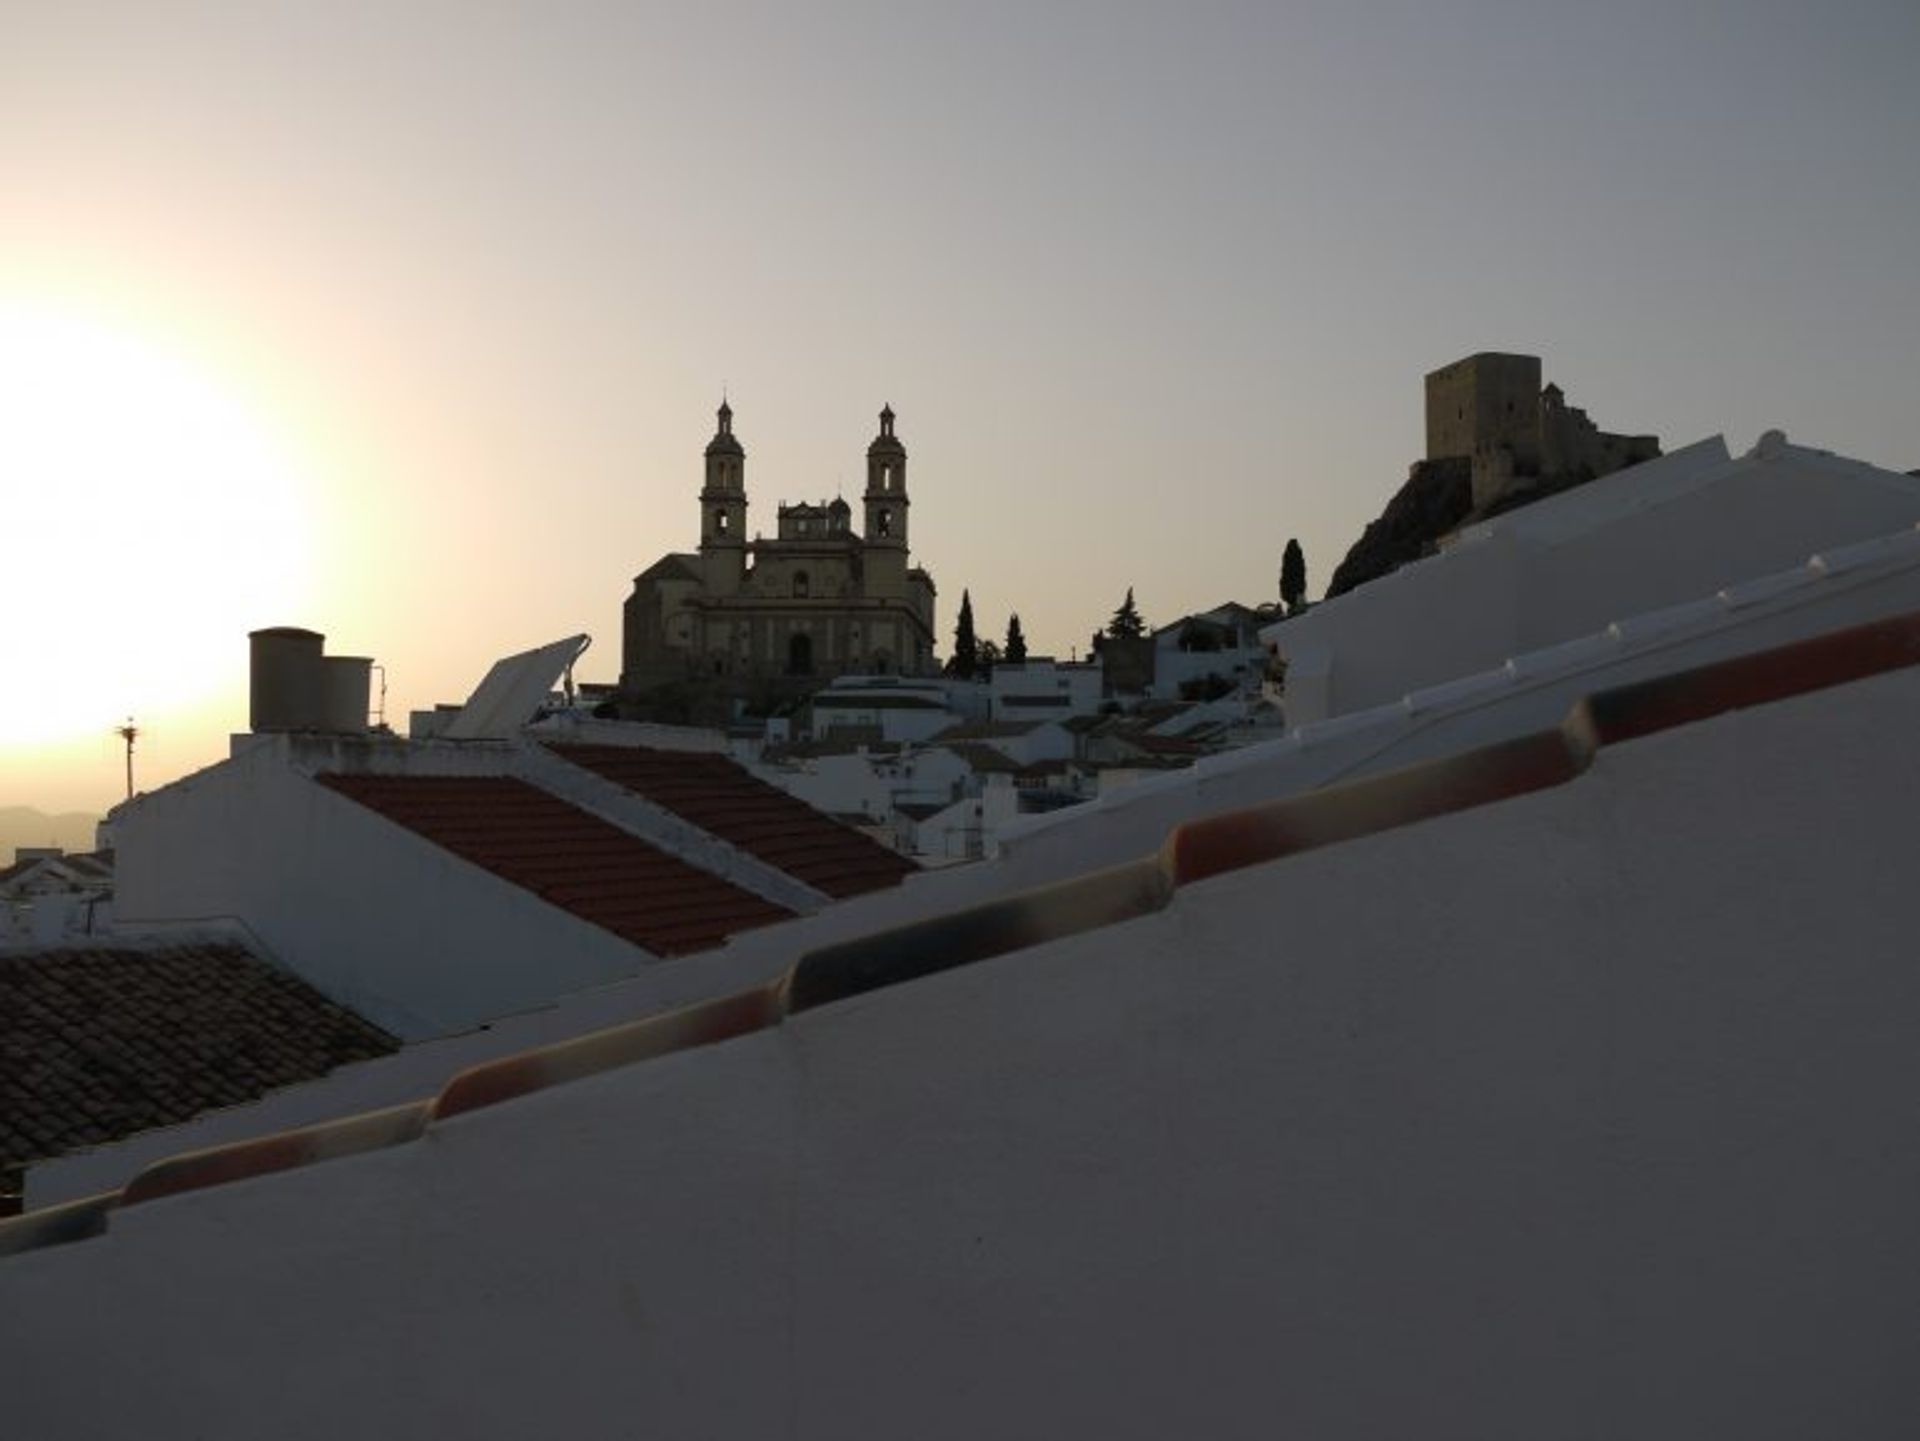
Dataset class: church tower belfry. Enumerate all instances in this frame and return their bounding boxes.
[621,397,938,706]
[700,399,747,595]
[863,403,909,598]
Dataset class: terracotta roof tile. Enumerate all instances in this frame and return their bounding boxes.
[0,943,398,1171]
[546,745,918,899]
[317,774,793,952]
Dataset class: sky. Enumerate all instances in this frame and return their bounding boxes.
[3,0,1917,817]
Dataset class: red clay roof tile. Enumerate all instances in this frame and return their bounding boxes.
[546,744,918,899]
[316,774,792,954]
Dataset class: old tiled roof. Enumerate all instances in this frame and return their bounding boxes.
[545,745,918,899]
[934,741,1025,775]
[636,552,703,584]
[0,857,42,887]
[319,775,794,955]
[0,942,398,1170]
[1124,733,1208,757]
[813,693,946,710]
[931,721,1044,741]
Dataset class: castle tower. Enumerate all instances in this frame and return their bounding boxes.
[863,403,909,599]
[699,399,747,596]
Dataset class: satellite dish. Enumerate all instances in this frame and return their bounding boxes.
[443,635,592,741]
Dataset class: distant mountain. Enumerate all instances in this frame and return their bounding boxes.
[0,806,103,860]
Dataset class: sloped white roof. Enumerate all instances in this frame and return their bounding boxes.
[1001,518,1920,876]
[8,632,1920,1437]
[1263,433,1920,724]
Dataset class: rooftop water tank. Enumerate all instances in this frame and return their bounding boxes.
[249,628,326,733]
[321,656,373,736]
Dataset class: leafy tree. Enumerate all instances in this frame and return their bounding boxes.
[1280,538,1307,615]
[976,638,1001,678]
[1107,586,1146,640]
[1004,612,1028,664]
[948,588,979,679]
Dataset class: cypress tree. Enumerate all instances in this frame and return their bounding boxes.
[1281,538,1307,614]
[1005,612,1028,664]
[950,588,979,678]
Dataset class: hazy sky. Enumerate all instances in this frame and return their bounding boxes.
[4,0,1917,816]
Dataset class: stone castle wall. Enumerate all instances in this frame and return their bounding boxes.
[1425,352,1659,510]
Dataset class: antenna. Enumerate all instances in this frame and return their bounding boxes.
[113,717,139,801]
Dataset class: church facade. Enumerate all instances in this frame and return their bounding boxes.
[619,403,938,711]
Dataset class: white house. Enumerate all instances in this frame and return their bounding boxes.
[987,657,1103,722]
[808,674,965,744]
[108,633,919,1040]
[1147,604,1271,701]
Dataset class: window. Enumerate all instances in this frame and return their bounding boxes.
[876,508,892,538]
[787,632,814,675]
[793,570,810,598]
[715,509,729,537]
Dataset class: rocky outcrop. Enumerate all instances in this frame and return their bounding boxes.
[1326,457,1472,599]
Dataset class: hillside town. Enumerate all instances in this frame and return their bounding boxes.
[9,348,1920,1436]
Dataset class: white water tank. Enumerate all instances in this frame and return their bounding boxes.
[322,656,373,735]
[249,628,327,733]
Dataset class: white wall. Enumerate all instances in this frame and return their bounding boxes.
[988,659,1102,721]
[985,722,1073,766]
[1147,637,1268,701]
[8,662,1920,1438]
[760,752,896,822]
[909,777,1021,861]
[114,738,678,1039]
[810,700,957,744]
[1269,437,1920,723]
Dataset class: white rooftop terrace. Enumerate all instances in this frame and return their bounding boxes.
[7,619,1920,1438]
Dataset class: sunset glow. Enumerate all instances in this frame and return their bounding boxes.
[0,302,313,749]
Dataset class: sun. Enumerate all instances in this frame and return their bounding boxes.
[0,301,315,750]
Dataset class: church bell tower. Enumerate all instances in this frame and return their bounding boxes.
[700,399,747,595]
[863,403,908,598]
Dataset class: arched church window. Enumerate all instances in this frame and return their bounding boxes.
[715,509,729,537]
[793,570,810,598]
[876,509,892,538]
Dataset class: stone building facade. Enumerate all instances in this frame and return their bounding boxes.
[1426,352,1660,509]
[619,403,937,713]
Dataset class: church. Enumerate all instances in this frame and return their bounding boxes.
[619,402,938,712]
